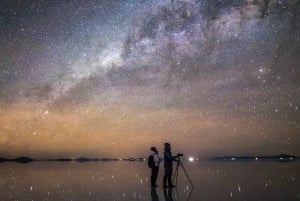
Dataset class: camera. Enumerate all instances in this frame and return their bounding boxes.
[177,153,183,157]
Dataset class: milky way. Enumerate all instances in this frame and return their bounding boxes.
[0,0,299,158]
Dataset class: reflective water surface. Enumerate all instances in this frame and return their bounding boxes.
[0,161,299,201]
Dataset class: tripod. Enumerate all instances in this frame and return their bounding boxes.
[173,156,194,188]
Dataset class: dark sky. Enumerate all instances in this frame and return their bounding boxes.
[0,0,299,158]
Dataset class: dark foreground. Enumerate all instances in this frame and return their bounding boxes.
[0,161,299,201]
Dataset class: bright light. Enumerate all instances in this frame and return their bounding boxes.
[188,157,194,162]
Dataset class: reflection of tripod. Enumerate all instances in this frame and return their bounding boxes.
[173,157,194,188]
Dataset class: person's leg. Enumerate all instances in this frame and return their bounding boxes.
[168,167,175,187]
[153,167,159,186]
[164,166,170,187]
[151,168,156,186]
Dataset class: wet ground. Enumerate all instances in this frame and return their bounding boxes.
[0,161,299,201]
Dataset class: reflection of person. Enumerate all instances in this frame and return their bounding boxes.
[163,143,178,188]
[163,187,174,201]
[151,186,160,201]
[150,147,161,187]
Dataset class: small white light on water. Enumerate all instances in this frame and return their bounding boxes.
[188,157,194,162]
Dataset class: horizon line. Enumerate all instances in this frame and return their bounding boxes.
[1,154,299,163]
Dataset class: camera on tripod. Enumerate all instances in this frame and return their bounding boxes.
[177,153,183,157]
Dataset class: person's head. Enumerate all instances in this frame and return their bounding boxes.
[151,147,158,153]
[164,142,171,150]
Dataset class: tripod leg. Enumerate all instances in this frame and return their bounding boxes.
[173,163,178,186]
[173,161,180,186]
[179,161,194,188]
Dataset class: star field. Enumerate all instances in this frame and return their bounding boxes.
[0,0,299,158]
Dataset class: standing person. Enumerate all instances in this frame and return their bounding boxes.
[149,147,160,187]
[163,142,178,188]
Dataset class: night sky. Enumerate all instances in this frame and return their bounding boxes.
[0,0,299,159]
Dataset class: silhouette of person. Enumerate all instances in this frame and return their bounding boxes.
[163,143,178,188]
[151,186,160,201]
[150,147,161,187]
[163,187,174,201]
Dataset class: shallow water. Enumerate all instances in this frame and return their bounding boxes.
[0,161,299,201]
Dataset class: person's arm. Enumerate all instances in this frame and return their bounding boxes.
[171,151,179,161]
[165,151,178,161]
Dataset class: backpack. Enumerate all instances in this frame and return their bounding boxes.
[148,154,155,168]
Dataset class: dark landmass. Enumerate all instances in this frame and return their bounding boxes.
[123,158,138,161]
[0,157,9,162]
[122,157,146,162]
[15,157,34,163]
[101,158,119,162]
[0,157,34,163]
[0,155,299,163]
[75,157,100,162]
[50,158,73,162]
